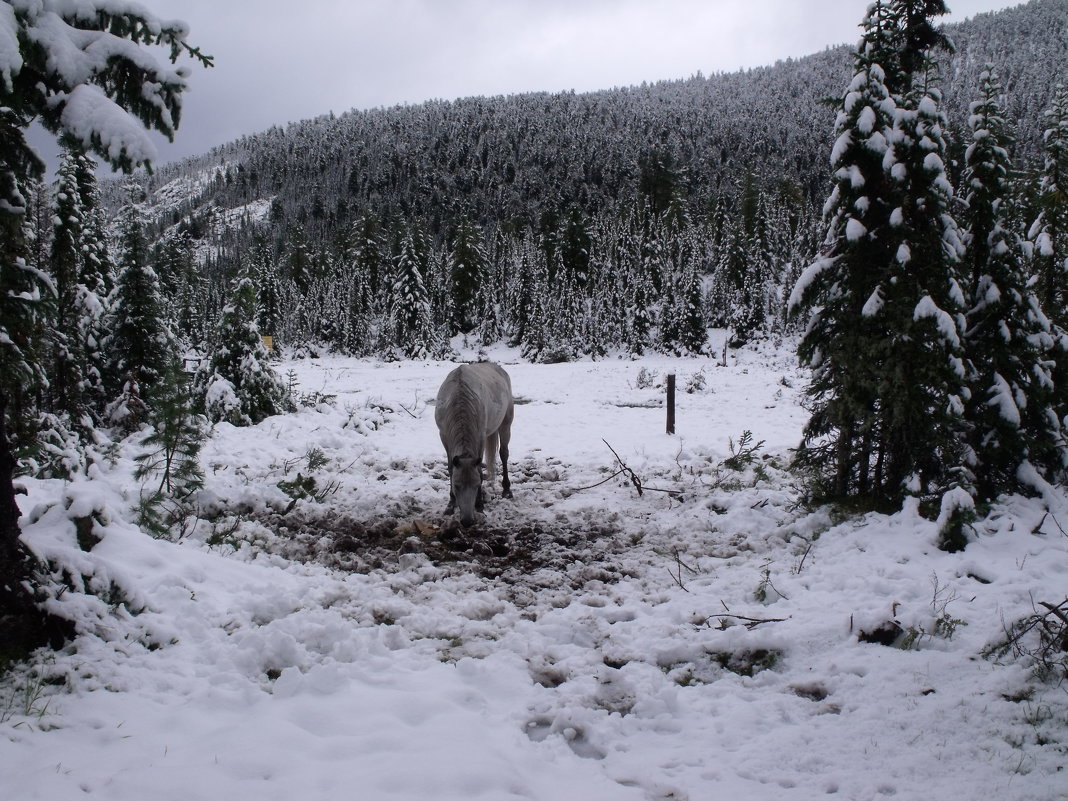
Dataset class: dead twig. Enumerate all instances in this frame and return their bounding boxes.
[794,540,814,575]
[667,547,698,592]
[1051,512,1067,537]
[603,439,643,497]
[1032,510,1067,537]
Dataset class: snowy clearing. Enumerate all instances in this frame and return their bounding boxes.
[3,336,1067,801]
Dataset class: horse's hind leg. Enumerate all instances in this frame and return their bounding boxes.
[499,412,513,499]
[483,432,499,488]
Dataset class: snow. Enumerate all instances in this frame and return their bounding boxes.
[857,105,877,135]
[836,165,864,189]
[918,95,940,118]
[787,256,835,313]
[830,129,852,166]
[923,152,945,173]
[59,84,158,166]
[863,129,888,155]
[914,295,962,348]
[3,338,1067,801]
[845,217,866,241]
[987,372,1022,426]
[861,286,884,317]
[0,2,21,93]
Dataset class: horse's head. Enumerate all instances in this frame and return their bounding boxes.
[451,454,483,526]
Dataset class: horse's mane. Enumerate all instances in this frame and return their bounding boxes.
[440,370,484,457]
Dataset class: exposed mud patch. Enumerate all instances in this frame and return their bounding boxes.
[250,505,632,592]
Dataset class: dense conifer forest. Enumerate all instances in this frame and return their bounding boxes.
[71,0,1064,364]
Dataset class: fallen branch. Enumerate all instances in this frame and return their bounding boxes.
[1039,599,1068,627]
[573,469,626,493]
[699,613,789,630]
[983,597,1068,683]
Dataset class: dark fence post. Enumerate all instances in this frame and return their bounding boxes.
[666,373,676,434]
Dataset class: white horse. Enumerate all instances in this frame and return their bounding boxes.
[434,362,514,526]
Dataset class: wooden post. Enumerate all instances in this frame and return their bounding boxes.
[666,373,676,434]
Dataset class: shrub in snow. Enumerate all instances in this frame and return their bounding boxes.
[105,377,150,435]
[684,369,707,394]
[134,367,205,539]
[24,411,86,480]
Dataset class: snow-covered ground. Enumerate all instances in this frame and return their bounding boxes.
[3,335,1067,801]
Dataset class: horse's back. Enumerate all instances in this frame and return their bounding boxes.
[465,361,511,397]
[436,362,512,433]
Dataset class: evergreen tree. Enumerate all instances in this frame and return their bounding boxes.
[619,213,656,356]
[46,148,89,433]
[0,0,209,657]
[884,80,970,491]
[250,236,283,344]
[1029,85,1068,331]
[72,151,113,301]
[962,69,1065,497]
[449,217,487,335]
[790,37,899,499]
[345,211,387,309]
[639,149,689,227]
[791,0,967,503]
[388,228,439,358]
[677,246,709,355]
[72,150,111,420]
[175,267,211,356]
[505,234,538,348]
[154,228,195,314]
[476,231,506,346]
[1029,83,1068,458]
[104,196,180,432]
[727,211,775,348]
[193,265,289,426]
[287,224,315,295]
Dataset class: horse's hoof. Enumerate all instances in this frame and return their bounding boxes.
[502,489,513,499]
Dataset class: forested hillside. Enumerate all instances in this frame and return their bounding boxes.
[99,0,1067,360]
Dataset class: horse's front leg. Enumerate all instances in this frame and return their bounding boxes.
[475,482,485,512]
[445,461,456,515]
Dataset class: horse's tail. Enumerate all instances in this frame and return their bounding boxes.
[483,431,499,485]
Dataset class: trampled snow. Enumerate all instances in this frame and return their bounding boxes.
[2,336,1066,801]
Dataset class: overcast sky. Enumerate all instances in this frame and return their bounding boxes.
[45,0,1025,170]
